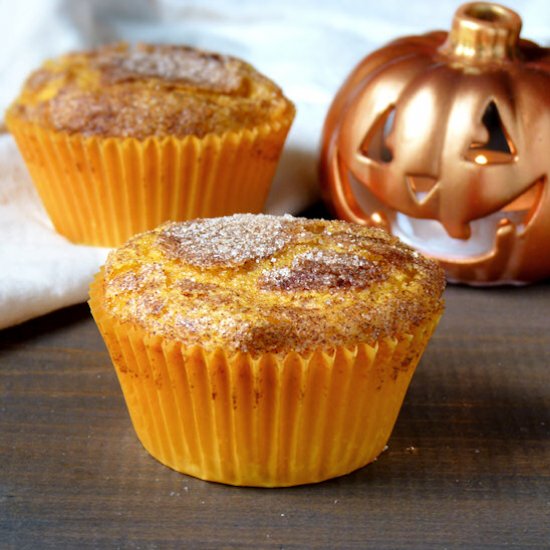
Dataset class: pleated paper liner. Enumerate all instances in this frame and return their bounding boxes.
[7,115,293,247]
[89,271,442,487]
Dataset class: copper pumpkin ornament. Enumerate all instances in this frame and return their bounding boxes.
[320,2,550,284]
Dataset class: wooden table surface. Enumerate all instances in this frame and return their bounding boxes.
[1,279,549,548]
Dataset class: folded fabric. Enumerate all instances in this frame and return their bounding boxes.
[0,135,110,329]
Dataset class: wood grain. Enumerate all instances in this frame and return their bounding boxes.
[1,282,549,549]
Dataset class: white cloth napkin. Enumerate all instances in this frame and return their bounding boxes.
[0,0,547,329]
[0,135,111,329]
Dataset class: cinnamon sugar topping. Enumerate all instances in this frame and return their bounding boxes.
[259,250,387,291]
[7,42,295,139]
[100,214,446,355]
[157,214,296,267]
[96,44,243,93]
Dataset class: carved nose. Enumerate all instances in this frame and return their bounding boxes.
[406,175,439,205]
[406,175,473,239]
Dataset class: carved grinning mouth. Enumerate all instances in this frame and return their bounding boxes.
[345,160,546,259]
[393,177,546,259]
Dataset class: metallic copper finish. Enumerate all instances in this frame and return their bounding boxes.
[320,2,550,284]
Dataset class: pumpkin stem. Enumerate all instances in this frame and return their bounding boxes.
[439,2,522,64]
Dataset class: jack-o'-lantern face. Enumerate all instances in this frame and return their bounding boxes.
[320,2,550,284]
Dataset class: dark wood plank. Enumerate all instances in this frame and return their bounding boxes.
[1,283,549,549]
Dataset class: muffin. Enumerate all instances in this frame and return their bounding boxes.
[89,214,445,486]
[6,43,295,246]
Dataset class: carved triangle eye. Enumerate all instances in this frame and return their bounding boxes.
[465,101,516,165]
[358,106,395,163]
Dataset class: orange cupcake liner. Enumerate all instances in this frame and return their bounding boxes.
[7,116,293,247]
[89,272,441,487]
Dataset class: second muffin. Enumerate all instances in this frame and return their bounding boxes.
[6,43,295,246]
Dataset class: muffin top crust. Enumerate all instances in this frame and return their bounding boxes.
[95,214,445,355]
[6,43,295,139]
